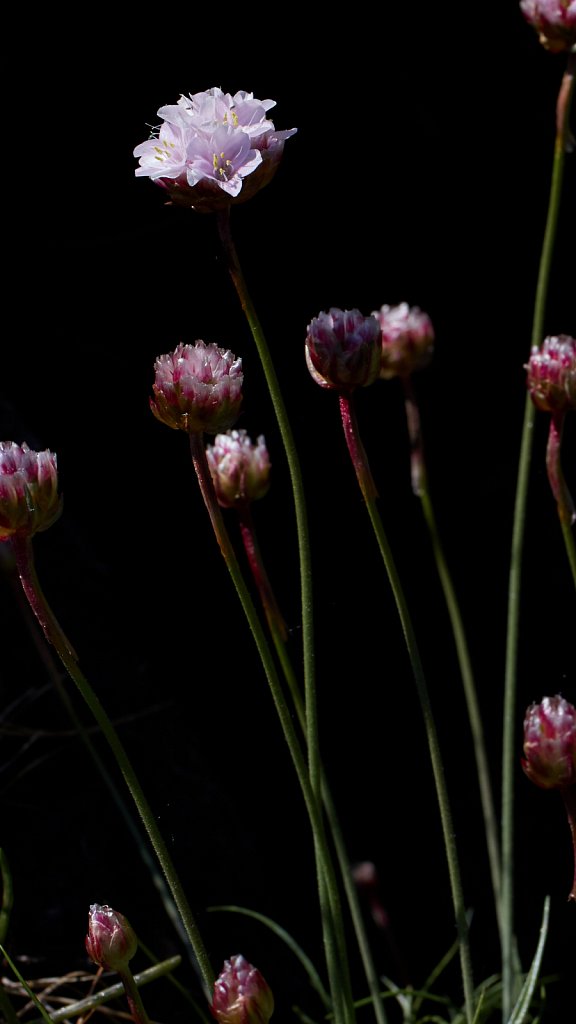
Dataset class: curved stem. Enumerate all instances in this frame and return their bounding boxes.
[546,413,576,585]
[339,393,475,1024]
[402,377,503,942]
[501,55,575,1021]
[189,433,355,1024]
[118,968,152,1024]
[10,533,215,1001]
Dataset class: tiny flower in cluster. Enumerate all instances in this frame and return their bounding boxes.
[151,341,243,435]
[526,334,576,414]
[372,303,435,380]
[206,431,271,508]
[522,695,576,789]
[520,0,576,52]
[134,87,297,212]
[212,954,274,1024]
[0,442,61,541]
[85,904,137,971]
[305,308,382,392]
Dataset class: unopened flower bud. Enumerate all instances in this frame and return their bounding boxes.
[212,954,274,1024]
[206,431,271,508]
[526,335,576,414]
[372,303,435,380]
[520,1,576,53]
[305,308,381,391]
[151,340,243,434]
[0,442,61,541]
[85,904,137,971]
[522,695,576,789]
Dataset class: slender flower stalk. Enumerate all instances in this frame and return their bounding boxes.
[501,52,575,1020]
[86,905,152,1024]
[547,413,576,582]
[339,392,475,1024]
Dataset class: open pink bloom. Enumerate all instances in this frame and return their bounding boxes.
[150,341,243,435]
[211,954,274,1024]
[0,442,61,540]
[372,303,435,379]
[520,0,576,51]
[522,695,576,789]
[526,334,576,414]
[306,308,382,391]
[85,904,137,972]
[206,431,271,508]
[135,87,296,212]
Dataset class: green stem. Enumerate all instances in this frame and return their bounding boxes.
[402,377,503,942]
[501,54,574,1022]
[189,433,355,1024]
[339,393,475,1024]
[215,210,319,805]
[10,533,215,1001]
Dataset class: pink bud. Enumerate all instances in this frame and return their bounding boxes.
[522,695,576,790]
[211,954,274,1024]
[305,308,382,392]
[85,904,138,971]
[206,431,271,508]
[150,340,243,435]
[0,442,61,541]
[526,335,576,415]
[372,303,434,380]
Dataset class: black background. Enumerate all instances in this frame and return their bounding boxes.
[1,5,575,1023]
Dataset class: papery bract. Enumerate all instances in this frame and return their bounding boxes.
[305,308,382,391]
[526,334,576,414]
[211,954,274,1024]
[134,87,297,212]
[206,430,271,508]
[520,0,576,52]
[522,695,576,789]
[372,303,435,380]
[0,442,61,540]
[150,341,243,435]
[85,904,137,971]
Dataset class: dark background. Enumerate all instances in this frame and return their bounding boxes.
[1,5,575,1023]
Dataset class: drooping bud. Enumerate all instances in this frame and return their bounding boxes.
[522,695,576,790]
[150,340,243,434]
[206,431,271,508]
[520,1,576,53]
[85,904,138,971]
[372,303,435,380]
[305,308,381,391]
[211,955,274,1024]
[0,442,61,541]
[526,335,576,414]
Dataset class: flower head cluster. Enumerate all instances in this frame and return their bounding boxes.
[134,88,297,212]
[151,341,243,434]
[526,334,576,414]
[305,308,382,392]
[212,954,274,1024]
[373,303,435,379]
[207,431,271,508]
[0,442,61,541]
[85,904,137,971]
[522,695,576,789]
[520,0,576,52]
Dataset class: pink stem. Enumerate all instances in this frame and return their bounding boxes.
[238,504,288,641]
[560,785,576,902]
[339,393,378,501]
[10,533,78,661]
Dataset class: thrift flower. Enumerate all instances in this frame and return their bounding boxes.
[150,341,243,435]
[134,87,297,212]
[305,308,382,391]
[372,303,435,379]
[526,334,576,414]
[520,1,576,52]
[206,431,271,508]
[212,954,274,1024]
[522,695,576,789]
[85,904,137,971]
[0,442,61,540]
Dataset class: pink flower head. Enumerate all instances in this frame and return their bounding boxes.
[150,341,243,435]
[85,904,137,971]
[206,430,271,508]
[211,954,274,1024]
[305,308,382,391]
[522,695,576,789]
[372,303,435,380]
[520,1,576,52]
[526,334,576,414]
[0,442,61,541]
[134,87,297,212]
